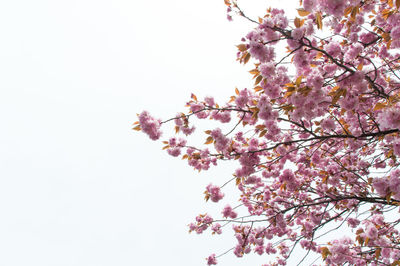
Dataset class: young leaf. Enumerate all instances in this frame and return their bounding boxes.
[297,8,310,17]
[237,44,247,52]
[205,136,214,144]
[316,12,323,29]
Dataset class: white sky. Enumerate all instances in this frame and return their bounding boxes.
[0,1,301,265]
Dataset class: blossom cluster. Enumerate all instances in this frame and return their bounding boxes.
[205,183,224,203]
[138,111,162,140]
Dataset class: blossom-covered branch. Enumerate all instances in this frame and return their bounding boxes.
[135,0,400,264]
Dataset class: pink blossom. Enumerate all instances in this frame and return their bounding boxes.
[174,113,196,135]
[260,63,275,78]
[273,13,288,28]
[339,95,359,111]
[325,42,342,58]
[319,0,346,17]
[304,20,315,36]
[389,175,400,196]
[303,0,316,11]
[138,111,162,140]
[323,64,338,75]
[391,26,400,40]
[306,71,324,89]
[210,128,230,153]
[265,243,277,254]
[321,118,336,131]
[347,218,360,228]
[211,111,231,123]
[377,105,400,130]
[211,223,222,234]
[204,96,215,107]
[206,254,217,265]
[382,247,391,259]
[393,140,400,157]
[167,147,181,157]
[373,178,390,197]
[189,102,208,119]
[235,89,250,108]
[222,205,237,219]
[181,125,195,135]
[359,32,377,44]
[291,27,305,40]
[236,153,260,177]
[233,244,243,257]
[349,32,358,43]
[293,50,310,71]
[365,224,378,239]
[254,245,264,255]
[188,223,197,232]
[193,214,214,234]
[355,14,364,25]
[249,42,275,63]
[206,184,224,202]
[344,43,363,61]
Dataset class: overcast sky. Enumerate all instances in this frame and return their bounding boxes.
[0,1,300,265]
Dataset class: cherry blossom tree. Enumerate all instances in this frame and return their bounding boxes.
[134,0,400,264]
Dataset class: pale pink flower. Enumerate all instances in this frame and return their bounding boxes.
[206,184,224,203]
[211,223,222,234]
[138,111,162,140]
[222,204,237,219]
[347,218,360,228]
[303,0,316,11]
[207,254,217,265]
[365,224,378,239]
[291,27,305,40]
